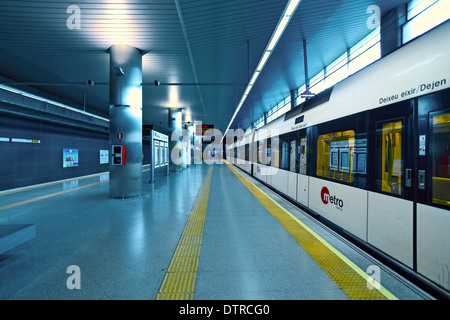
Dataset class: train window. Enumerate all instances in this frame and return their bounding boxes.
[431,110,450,208]
[317,130,355,183]
[257,139,271,165]
[290,138,297,173]
[280,134,290,170]
[330,148,339,171]
[245,144,249,162]
[299,137,307,175]
[257,141,261,164]
[270,137,279,168]
[353,138,367,174]
[237,144,245,162]
[263,138,272,166]
[340,148,350,173]
[376,120,403,195]
[257,138,284,166]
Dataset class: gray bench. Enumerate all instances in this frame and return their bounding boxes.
[0,225,36,255]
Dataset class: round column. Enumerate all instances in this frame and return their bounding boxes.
[109,45,143,199]
[169,108,183,172]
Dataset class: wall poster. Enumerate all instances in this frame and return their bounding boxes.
[63,149,79,168]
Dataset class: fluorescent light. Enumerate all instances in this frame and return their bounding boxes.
[267,0,300,51]
[249,71,260,85]
[256,51,271,71]
[0,85,109,122]
[286,0,300,16]
[228,114,237,127]
[267,16,289,51]
[10,138,41,144]
[221,0,301,143]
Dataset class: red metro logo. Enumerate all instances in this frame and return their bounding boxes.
[321,187,330,205]
[320,187,344,210]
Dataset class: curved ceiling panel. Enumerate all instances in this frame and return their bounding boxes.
[0,0,410,134]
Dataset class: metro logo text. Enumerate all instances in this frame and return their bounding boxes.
[320,187,344,210]
[321,187,330,205]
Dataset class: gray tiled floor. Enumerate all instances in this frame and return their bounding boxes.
[0,166,209,299]
[0,164,434,300]
[196,165,347,300]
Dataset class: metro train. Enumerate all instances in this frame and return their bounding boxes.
[227,20,450,296]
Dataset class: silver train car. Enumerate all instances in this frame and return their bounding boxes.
[227,20,450,297]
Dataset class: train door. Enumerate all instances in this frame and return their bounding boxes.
[368,100,415,269]
[295,129,309,207]
[416,89,450,292]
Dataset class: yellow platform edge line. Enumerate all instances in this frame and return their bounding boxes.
[224,161,397,301]
[156,166,213,300]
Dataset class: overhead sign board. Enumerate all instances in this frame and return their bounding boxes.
[196,124,214,136]
[153,130,168,142]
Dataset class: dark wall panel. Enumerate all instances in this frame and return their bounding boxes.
[143,140,151,165]
[0,114,109,191]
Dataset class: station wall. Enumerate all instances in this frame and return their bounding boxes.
[142,140,151,166]
[0,113,109,191]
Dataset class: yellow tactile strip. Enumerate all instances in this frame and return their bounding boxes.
[225,162,397,300]
[156,166,213,300]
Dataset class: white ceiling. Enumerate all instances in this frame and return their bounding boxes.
[0,0,410,133]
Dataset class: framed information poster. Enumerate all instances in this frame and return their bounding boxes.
[100,150,109,164]
[63,149,79,168]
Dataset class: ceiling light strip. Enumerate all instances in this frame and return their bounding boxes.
[0,84,109,122]
[174,0,207,117]
[221,0,301,142]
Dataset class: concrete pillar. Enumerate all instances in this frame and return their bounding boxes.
[169,108,183,172]
[109,45,143,199]
[380,5,407,58]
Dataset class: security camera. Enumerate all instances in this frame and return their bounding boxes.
[154,80,161,87]
[87,80,95,86]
